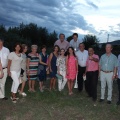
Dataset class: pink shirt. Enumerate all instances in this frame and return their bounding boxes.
[54,40,70,51]
[86,54,99,71]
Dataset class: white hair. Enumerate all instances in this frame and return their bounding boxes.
[31,45,38,49]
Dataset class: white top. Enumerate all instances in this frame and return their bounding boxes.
[76,50,88,67]
[21,53,27,70]
[0,47,10,68]
[70,39,83,52]
[118,55,120,78]
[8,52,23,72]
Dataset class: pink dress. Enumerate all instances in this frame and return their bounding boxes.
[66,56,77,80]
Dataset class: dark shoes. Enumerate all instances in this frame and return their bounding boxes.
[99,99,104,102]
[116,101,120,105]
[107,101,111,104]
[2,97,8,100]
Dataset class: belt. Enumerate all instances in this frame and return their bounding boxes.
[101,70,113,73]
[3,67,7,69]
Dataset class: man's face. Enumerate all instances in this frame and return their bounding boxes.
[106,44,112,53]
[73,35,78,41]
[59,35,65,42]
[0,40,3,47]
[79,44,85,51]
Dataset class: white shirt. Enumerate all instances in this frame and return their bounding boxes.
[118,55,120,78]
[70,39,83,52]
[76,50,88,67]
[0,47,10,68]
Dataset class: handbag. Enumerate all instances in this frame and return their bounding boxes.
[56,74,63,80]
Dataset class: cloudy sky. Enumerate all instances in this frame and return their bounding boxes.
[0,0,120,43]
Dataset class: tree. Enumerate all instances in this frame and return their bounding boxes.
[67,35,73,42]
[82,34,99,50]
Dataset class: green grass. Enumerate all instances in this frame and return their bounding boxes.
[0,77,120,120]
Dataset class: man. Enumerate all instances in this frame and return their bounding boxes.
[70,33,82,52]
[99,44,118,104]
[54,33,69,51]
[76,43,88,92]
[85,47,99,105]
[0,37,10,100]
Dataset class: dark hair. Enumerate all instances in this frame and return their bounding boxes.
[67,47,76,58]
[59,33,65,38]
[79,42,85,47]
[13,43,22,53]
[53,45,60,52]
[88,47,94,51]
[0,36,4,42]
[41,45,46,50]
[73,33,78,37]
[21,44,27,52]
[60,48,65,52]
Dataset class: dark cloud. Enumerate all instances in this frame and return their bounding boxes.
[86,0,98,9]
[0,0,97,38]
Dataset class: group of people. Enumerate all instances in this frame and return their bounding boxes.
[0,33,120,106]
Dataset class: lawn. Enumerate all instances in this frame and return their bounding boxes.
[0,77,120,120]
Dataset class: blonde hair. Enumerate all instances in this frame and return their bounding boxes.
[31,45,38,49]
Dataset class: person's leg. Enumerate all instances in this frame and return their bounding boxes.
[50,78,54,90]
[117,79,120,105]
[11,71,20,98]
[77,66,84,92]
[70,81,74,94]
[86,72,92,96]
[58,79,62,91]
[106,72,113,101]
[20,81,26,93]
[28,80,32,91]
[31,80,35,91]
[61,71,67,90]
[53,78,56,89]
[92,71,98,101]
[0,68,8,99]
[67,80,71,94]
[100,71,106,100]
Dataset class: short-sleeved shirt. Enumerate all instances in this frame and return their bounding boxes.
[54,40,70,51]
[86,54,99,71]
[76,50,88,67]
[70,39,82,52]
[117,55,120,79]
[56,56,66,72]
[99,53,118,71]
[8,52,23,72]
[0,47,10,68]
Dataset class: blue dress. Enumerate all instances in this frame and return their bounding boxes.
[38,53,48,81]
[50,53,57,78]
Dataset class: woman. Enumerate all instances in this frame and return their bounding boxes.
[49,45,59,90]
[56,48,67,91]
[8,43,23,103]
[19,44,28,96]
[66,47,78,95]
[27,45,39,92]
[38,45,48,92]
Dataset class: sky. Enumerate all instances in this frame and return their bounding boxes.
[0,0,120,43]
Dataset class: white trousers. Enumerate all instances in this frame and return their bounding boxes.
[100,71,113,101]
[0,68,7,98]
[11,71,21,93]
[58,71,67,91]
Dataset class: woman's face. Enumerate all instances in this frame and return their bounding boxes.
[23,46,28,53]
[54,47,59,52]
[60,49,65,55]
[42,48,46,53]
[69,48,73,54]
[15,45,21,52]
[32,47,37,53]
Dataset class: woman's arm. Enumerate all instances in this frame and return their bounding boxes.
[7,60,12,76]
[49,53,53,72]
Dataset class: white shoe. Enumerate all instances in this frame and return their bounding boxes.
[20,92,27,97]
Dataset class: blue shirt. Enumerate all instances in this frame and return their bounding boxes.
[99,53,118,71]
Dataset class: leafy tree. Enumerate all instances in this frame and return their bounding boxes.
[67,35,73,42]
[82,34,99,50]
